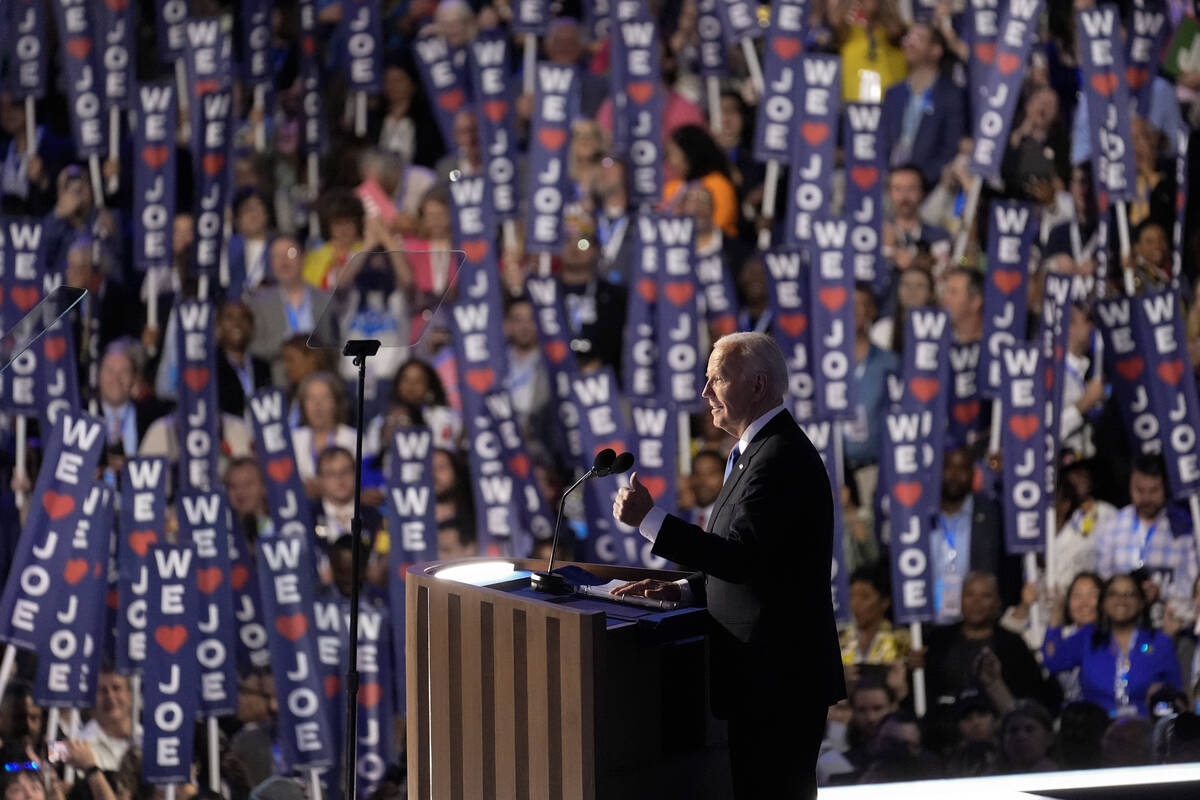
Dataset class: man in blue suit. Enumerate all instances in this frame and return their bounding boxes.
[881,23,966,188]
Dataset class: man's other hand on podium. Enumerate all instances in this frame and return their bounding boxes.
[610,579,681,601]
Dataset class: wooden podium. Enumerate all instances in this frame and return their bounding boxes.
[406,558,720,800]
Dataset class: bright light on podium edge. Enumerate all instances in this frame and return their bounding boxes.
[433,560,518,584]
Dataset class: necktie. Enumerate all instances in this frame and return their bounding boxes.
[723,444,741,484]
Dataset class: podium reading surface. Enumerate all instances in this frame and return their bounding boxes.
[406,558,719,800]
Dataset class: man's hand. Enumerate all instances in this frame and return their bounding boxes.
[610,579,681,601]
[613,472,653,527]
[64,739,97,771]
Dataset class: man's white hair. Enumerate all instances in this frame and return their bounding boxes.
[712,332,789,403]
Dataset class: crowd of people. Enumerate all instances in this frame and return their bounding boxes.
[4,0,1200,795]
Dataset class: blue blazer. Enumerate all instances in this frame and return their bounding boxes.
[1043,624,1181,715]
[881,74,966,188]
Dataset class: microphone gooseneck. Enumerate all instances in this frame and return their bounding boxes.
[531,449,619,593]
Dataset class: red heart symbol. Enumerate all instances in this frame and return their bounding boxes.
[801,122,829,146]
[230,564,250,591]
[94,562,103,577]
[953,400,980,425]
[267,457,294,483]
[772,36,801,60]
[595,441,624,458]
[893,481,923,508]
[325,674,340,698]
[538,127,566,151]
[712,316,737,337]
[483,100,507,122]
[1126,66,1149,90]
[909,377,940,403]
[627,82,654,105]
[1044,365,1056,391]
[640,475,667,500]
[155,624,188,654]
[275,613,308,641]
[1090,72,1118,97]
[664,281,694,306]
[184,366,210,392]
[1157,359,1185,386]
[63,559,88,585]
[141,145,169,169]
[849,166,878,190]
[106,587,119,609]
[196,566,223,595]
[1115,357,1144,381]
[997,52,1021,75]
[818,286,847,312]
[105,0,129,10]
[43,337,66,362]
[545,340,567,364]
[991,269,1023,295]
[974,42,996,64]
[11,286,38,311]
[777,312,808,337]
[129,530,157,557]
[1008,414,1039,441]
[461,239,488,263]
[194,79,220,96]
[637,278,657,302]
[359,682,382,708]
[66,38,92,60]
[508,453,530,478]
[202,153,225,177]
[42,491,75,521]
[302,37,315,55]
[465,367,495,393]
[438,89,465,112]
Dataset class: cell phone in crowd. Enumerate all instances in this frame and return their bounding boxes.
[46,741,68,763]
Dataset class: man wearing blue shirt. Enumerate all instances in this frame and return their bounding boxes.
[845,284,900,504]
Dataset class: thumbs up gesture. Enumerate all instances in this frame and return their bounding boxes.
[613,471,654,528]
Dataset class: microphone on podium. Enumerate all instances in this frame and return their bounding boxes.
[531,449,635,594]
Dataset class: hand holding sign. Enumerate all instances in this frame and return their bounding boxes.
[612,472,653,528]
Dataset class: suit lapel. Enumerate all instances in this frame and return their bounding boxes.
[708,412,790,528]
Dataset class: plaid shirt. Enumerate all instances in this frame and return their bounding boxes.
[1094,505,1198,601]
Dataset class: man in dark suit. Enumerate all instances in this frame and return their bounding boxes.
[215,301,272,418]
[880,23,966,188]
[612,332,846,799]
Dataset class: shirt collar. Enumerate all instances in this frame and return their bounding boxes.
[737,404,788,454]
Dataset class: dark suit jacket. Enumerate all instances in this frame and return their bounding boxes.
[216,351,272,418]
[651,410,847,718]
[881,74,966,187]
[964,493,1023,610]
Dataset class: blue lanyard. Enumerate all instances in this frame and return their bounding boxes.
[1137,518,1158,563]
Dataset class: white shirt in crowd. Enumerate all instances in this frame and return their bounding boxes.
[78,719,141,773]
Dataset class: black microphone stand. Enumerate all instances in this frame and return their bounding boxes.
[531,468,596,595]
[341,338,380,800]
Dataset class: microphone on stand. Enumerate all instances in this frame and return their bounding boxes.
[531,449,628,593]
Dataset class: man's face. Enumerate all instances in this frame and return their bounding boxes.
[690,455,724,508]
[95,672,131,728]
[545,21,583,63]
[236,672,277,724]
[98,352,135,407]
[1130,470,1166,520]
[897,269,933,310]
[941,449,974,504]
[701,348,761,438]
[270,239,303,284]
[453,112,478,157]
[173,215,194,256]
[902,24,937,67]
[318,453,356,505]
[225,463,266,516]
[217,305,254,352]
[888,171,923,218]
[961,577,999,627]
[851,688,893,740]
[1135,224,1168,267]
[0,94,24,136]
[504,302,538,349]
[940,273,977,326]
[681,187,715,230]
